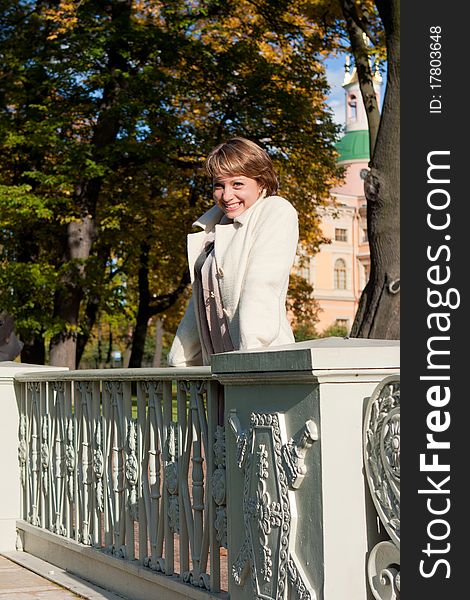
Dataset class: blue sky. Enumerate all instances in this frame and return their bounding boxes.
[324,56,348,127]
[324,55,386,129]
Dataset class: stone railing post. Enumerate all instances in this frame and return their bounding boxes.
[211,338,399,600]
[0,362,67,551]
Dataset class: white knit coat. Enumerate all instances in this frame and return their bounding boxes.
[167,195,299,366]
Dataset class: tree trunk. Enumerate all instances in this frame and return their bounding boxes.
[340,0,381,156]
[123,324,133,368]
[49,0,133,368]
[153,318,164,367]
[128,312,150,368]
[128,243,191,368]
[20,334,46,365]
[346,0,400,339]
[76,295,100,367]
[49,217,95,367]
[128,243,151,369]
[76,245,111,366]
[106,327,113,366]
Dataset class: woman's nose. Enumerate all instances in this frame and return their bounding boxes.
[222,187,234,200]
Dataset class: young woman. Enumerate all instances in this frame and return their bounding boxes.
[168,137,299,367]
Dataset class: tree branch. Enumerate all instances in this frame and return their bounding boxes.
[338,0,381,156]
[148,270,191,316]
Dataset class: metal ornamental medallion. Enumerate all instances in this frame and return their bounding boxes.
[230,411,318,600]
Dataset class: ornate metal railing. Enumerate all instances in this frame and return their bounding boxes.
[8,340,400,600]
[15,367,227,594]
[363,374,400,600]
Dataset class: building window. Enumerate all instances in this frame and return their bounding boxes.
[362,228,368,242]
[297,266,310,280]
[295,254,310,281]
[348,94,357,121]
[334,259,347,289]
[335,228,347,242]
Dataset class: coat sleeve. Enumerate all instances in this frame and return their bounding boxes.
[237,199,299,350]
[167,294,203,367]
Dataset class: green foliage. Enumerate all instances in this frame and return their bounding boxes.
[321,323,349,338]
[293,321,349,342]
[0,0,344,365]
[0,261,57,333]
[293,323,319,342]
[287,273,320,341]
[0,185,56,222]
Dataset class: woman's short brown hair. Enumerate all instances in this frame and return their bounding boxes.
[205,137,279,196]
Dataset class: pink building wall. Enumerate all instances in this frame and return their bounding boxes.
[293,62,381,335]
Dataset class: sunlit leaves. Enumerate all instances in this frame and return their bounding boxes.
[0,185,55,223]
[0,0,344,361]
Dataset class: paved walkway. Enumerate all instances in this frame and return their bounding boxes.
[0,555,80,599]
[1,547,227,599]
[0,554,125,600]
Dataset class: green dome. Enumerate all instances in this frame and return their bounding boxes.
[335,130,370,162]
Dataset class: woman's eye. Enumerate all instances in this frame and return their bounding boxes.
[233,182,243,187]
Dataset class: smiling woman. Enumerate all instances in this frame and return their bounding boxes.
[167,137,299,368]
[212,175,262,219]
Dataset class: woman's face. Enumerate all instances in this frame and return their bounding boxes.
[213,175,262,219]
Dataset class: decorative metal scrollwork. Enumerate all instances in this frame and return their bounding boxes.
[214,506,227,549]
[229,411,317,600]
[364,375,400,600]
[165,421,179,534]
[65,418,75,500]
[126,419,139,521]
[18,414,27,487]
[282,420,318,490]
[93,419,104,512]
[367,541,400,600]
[105,380,124,408]
[41,415,50,494]
[212,425,227,547]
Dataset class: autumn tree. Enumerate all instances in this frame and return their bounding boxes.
[252,0,399,339]
[343,0,399,339]
[306,0,399,338]
[121,0,344,365]
[1,0,343,367]
[286,273,321,341]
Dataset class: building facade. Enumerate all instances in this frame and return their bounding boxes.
[300,60,382,333]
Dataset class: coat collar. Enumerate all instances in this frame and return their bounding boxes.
[192,204,224,231]
[192,191,269,231]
